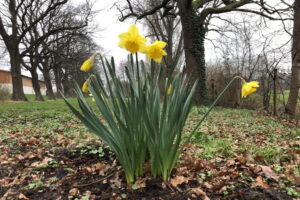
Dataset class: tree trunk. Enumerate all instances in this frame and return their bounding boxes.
[9,48,27,101]
[177,0,207,104]
[286,0,300,116]
[30,69,44,101]
[54,67,63,95]
[42,69,56,100]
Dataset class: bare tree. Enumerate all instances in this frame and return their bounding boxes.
[117,0,292,104]
[20,1,92,100]
[0,0,91,100]
[207,14,290,111]
[286,0,300,116]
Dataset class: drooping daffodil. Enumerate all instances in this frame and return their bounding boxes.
[118,24,147,54]
[241,81,259,98]
[80,53,100,72]
[82,81,89,93]
[143,41,167,63]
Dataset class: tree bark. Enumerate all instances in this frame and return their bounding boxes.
[42,68,56,100]
[286,0,300,116]
[54,67,63,96]
[30,69,44,101]
[8,46,27,101]
[177,0,207,104]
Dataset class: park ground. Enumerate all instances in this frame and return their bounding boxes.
[0,95,299,199]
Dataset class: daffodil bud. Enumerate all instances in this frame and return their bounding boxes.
[82,81,89,93]
[80,52,100,72]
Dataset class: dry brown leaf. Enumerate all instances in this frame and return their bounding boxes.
[252,176,269,188]
[203,182,213,189]
[135,178,146,188]
[0,189,17,200]
[69,188,80,196]
[18,193,29,200]
[92,162,110,176]
[4,175,27,187]
[170,176,188,187]
[30,157,50,167]
[259,165,279,180]
[191,188,210,200]
[85,167,93,173]
[226,159,235,166]
[236,156,246,164]
[110,171,122,189]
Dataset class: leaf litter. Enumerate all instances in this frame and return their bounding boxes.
[0,106,299,199]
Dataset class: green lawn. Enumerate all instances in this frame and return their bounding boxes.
[1,97,298,164]
[0,97,299,198]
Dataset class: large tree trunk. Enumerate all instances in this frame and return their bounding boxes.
[286,1,300,116]
[30,69,44,101]
[177,0,207,104]
[42,68,56,100]
[8,47,27,101]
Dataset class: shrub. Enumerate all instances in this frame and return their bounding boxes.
[0,84,11,102]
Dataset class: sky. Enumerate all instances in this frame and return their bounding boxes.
[0,0,293,75]
[90,0,146,64]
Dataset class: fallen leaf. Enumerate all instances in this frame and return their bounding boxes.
[135,178,146,188]
[191,188,210,200]
[18,193,29,200]
[236,156,246,164]
[252,176,269,188]
[69,188,79,196]
[110,171,122,189]
[31,157,50,168]
[203,182,213,189]
[170,176,188,187]
[259,165,279,180]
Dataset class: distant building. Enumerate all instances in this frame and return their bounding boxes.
[0,69,46,95]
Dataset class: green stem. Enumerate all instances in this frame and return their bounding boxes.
[135,53,140,84]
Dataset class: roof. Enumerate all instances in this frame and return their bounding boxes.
[0,69,45,83]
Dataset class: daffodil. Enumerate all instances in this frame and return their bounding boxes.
[118,25,147,54]
[80,53,100,72]
[82,81,89,93]
[242,81,259,98]
[144,41,167,63]
[89,93,95,102]
[167,85,172,95]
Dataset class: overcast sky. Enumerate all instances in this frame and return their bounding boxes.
[0,1,292,75]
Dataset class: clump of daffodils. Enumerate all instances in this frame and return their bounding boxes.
[65,24,259,184]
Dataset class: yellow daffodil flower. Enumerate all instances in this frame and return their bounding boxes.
[144,41,167,63]
[89,93,95,102]
[80,53,100,72]
[82,81,89,93]
[167,85,172,95]
[242,81,259,98]
[118,25,147,54]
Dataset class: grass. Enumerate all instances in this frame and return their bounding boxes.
[0,97,299,182]
[187,106,299,164]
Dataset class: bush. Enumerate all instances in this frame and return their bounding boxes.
[0,84,11,102]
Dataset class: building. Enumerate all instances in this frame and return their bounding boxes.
[0,69,46,95]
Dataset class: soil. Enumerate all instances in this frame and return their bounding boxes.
[0,143,295,200]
